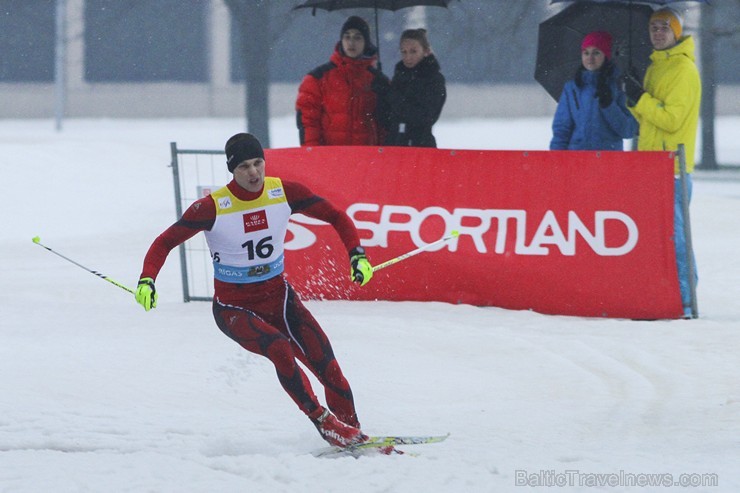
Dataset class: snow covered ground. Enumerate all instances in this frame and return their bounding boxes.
[1,116,739,492]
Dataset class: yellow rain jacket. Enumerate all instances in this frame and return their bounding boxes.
[630,36,701,173]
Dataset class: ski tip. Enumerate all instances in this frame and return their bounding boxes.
[450,230,459,238]
[32,236,41,244]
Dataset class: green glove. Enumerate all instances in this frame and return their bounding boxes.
[135,277,158,311]
[349,247,373,287]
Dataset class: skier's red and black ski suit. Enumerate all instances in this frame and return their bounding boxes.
[140,179,362,427]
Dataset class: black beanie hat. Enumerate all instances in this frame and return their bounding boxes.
[224,133,264,173]
[341,16,371,46]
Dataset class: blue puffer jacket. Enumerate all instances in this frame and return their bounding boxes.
[550,66,637,151]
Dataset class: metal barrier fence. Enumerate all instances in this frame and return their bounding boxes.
[169,142,229,302]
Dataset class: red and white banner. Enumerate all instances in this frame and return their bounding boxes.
[265,146,682,319]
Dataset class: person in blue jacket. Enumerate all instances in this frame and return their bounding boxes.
[550,31,637,150]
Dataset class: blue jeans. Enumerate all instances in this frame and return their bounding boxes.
[674,175,697,307]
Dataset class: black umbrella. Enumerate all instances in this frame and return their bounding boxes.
[551,0,708,5]
[535,1,655,101]
[541,0,711,100]
[293,0,456,66]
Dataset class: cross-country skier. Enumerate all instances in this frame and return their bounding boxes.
[134,132,373,448]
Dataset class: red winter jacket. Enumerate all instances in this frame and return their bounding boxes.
[296,44,381,146]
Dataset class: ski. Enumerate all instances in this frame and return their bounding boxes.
[312,433,449,458]
[362,433,450,447]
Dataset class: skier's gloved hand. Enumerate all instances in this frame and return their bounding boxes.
[135,277,158,311]
[349,247,373,287]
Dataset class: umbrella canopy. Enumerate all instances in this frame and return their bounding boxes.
[551,0,708,4]
[294,0,453,10]
[293,0,455,65]
[535,1,654,101]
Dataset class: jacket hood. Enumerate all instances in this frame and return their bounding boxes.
[650,35,696,63]
[575,60,618,88]
[581,69,599,85]
[393,53,441,77]
[330,45,378,70]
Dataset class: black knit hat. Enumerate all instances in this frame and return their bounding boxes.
[341,16,371,45]
[224,133,264,173]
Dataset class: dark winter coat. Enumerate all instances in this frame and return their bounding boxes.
[377,54,446,148]
[550,63,637,151]
[296,44,381,146]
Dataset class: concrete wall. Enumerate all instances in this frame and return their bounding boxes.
[4,81,740,120]
[2,0,737,120]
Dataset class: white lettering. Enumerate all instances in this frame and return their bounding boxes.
[593,211,639,256]
[284,213,328,250]
[346,203,383,246]
[344,203,638,257]
[284,204,639,257]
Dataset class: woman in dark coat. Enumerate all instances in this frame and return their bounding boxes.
[372,29,446,148]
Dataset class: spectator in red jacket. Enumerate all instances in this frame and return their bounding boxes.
[296,16,382,146]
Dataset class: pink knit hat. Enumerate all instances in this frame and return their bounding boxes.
[581,31,613,60]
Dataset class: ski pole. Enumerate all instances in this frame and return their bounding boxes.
[372,230,459,273]
[31,236,135,294]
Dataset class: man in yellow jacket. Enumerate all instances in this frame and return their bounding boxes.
[623,7,700,318]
